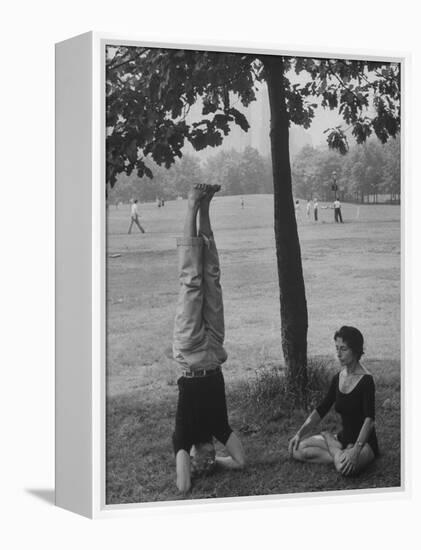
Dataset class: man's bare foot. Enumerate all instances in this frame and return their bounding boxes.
[206,184,221,201]
[187,184,209,207]
[188,184,220,207]
[198,184,221,206]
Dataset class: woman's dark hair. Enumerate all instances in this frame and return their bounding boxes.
[334,326,364,360]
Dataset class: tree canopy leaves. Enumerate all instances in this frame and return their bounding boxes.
[106,47,400,187]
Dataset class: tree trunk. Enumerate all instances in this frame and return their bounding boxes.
[263,56,308,402]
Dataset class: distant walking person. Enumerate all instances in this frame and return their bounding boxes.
[128,200,145,234]
[334,199,344,223]
[240,197,244,209]
[172,183,245,493]
[306,199,312,219]
[313,198,319,221]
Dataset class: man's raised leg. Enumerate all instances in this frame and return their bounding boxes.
[173,185,209,493]
[172,186,210,361]
[198,184,220,238]
[199,184,246,470]
[199,185,226,362]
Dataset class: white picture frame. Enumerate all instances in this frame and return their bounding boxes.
[55,31,408,518]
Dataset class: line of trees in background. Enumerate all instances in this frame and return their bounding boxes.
[108,145,272,203]
[292,135,400,203]
[108,135,400,205]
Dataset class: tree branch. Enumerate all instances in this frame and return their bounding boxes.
[106,48,151,73]
[326,60,361,103]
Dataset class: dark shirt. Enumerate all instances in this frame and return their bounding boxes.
[316,373,379,456]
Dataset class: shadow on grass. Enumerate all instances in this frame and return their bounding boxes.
[106,360,401,505]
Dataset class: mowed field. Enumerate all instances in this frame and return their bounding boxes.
[106,195,401,504]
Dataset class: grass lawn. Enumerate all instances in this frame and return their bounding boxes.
[106,195,401,504]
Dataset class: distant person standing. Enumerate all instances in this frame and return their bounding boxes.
[334,199,344,223]
[306,199,312,219]
[313,198,319,221]
[128,200,145,234]
[240,197,244,209]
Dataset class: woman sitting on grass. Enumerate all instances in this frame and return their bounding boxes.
[288,326,379,476]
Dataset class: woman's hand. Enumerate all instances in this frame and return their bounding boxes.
[288,434,301,457]
[339,446,359,475]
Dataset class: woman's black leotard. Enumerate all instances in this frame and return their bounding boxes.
[316,373,379,456]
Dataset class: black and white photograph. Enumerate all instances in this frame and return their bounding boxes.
[105,44,401,504]
[5,0,421,545]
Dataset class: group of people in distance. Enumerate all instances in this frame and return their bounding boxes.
[129,194,344,238]
[298,197,344,223]
[297,198,320,221]
[170,184,378,493]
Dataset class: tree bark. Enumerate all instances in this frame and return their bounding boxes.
[263,56,308,401]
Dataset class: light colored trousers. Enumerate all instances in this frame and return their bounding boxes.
[172,235,228,371]
[128,214,145,233]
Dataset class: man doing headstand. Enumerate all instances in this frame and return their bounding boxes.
[172,184,245,493]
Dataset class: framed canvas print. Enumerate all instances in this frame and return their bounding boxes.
[55,32,406,518]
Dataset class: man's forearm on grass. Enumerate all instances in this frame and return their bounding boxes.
[215,456,242,469]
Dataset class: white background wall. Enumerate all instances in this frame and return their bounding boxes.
[1,0,419,547]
